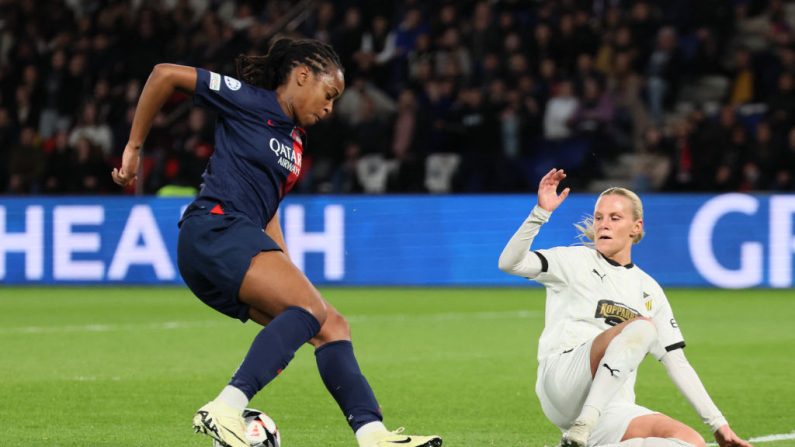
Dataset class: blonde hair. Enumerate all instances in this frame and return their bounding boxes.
[575,187,645,245]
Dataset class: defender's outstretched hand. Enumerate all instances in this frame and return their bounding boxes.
[537,168,570,212]
[715,425,753,447]
[111,143,141,187]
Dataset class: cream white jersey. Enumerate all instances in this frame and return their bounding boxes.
[531,245,684,361]
[499,205,726,431]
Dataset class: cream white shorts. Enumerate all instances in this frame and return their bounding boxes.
[535,340,656,446]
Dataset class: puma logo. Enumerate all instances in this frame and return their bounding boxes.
[602,363,620,377]
[388,438,413,444]
[592,269,607,281]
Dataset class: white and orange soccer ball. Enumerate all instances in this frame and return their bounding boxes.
[212,408,281,447]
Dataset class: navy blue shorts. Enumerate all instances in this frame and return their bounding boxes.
[177,201,281,322]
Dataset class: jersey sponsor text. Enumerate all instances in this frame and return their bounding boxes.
[594,299,640,326]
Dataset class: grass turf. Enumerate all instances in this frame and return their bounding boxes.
[0,287,792,447]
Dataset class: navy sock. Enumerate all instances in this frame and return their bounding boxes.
[229,306,321,400]
[315,340,382,432]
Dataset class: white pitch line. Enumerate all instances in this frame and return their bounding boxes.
[707,431,795,446]
[0,310,539,335]
[346,309,539,323]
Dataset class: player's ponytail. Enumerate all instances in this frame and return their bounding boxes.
[575,187,646,245]
[235,38,343,90]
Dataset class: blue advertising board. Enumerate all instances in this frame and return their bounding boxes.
[0,194,793,287]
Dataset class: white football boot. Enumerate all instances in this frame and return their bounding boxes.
[193,400,249,447]
[358,427,442,447]
[560,419,592,447]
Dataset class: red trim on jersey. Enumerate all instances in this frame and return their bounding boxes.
[210,204,224,215]
[283,128,303,195]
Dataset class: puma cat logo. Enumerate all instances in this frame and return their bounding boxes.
[602,363,620,377]
[592,269,607,281]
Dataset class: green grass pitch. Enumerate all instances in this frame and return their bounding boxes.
[0,287,793,447]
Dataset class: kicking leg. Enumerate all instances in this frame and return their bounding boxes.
[194,251,326,447]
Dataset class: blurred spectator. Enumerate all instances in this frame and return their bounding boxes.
[332,6,364,78]
[434,27,471,82]
[332,141,364,193]
[449,84,500,192]
[543,80,579,140]
[335,77,396,126]
[387,89,426,192]
[356,15,397,88]
[1,0,793,196]
[13,85,39,130]
[68,136,109,193]
[740,120,778,190]
[0,107,15,190]
[729,46,755,104]
[7,126,44,194]
[468,2,500,63]
[774,127,795,190]
[646,26,682,124]
[571,77,617,158]
[665,118,696,191]
[767,71,795,130]
[607,51,649,150]
[68,101,114,156]
[632,126,672,192]
[43,129,73,193]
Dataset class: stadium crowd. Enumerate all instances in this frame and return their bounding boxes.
[1,0,794,195]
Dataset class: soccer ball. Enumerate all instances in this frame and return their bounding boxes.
[212,408,281,447]
[242,408,280,447]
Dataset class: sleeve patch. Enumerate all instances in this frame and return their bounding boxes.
[224,76,242,91]
[534,251,549,273]
[209,72,221,91]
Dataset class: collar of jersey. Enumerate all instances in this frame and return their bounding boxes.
[598,251,634,269]
[264,89,296,127]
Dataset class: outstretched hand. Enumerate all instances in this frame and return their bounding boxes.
[111,143,141,187]
[715,425,753,447]
[537,168,570,212]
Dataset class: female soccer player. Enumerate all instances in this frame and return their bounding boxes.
[112,38,441,447]
[498,169,751,447]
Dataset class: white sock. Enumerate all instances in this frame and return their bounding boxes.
[601,437,696,447]
[578,319,657,425]
[216,385,249,412]
[355,421,388,445]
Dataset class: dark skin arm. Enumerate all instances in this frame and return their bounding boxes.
[112,64,197,186]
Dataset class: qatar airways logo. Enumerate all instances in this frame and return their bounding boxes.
[689,194,795,288]
[269,137,301,175]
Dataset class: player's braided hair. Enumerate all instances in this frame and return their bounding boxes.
[235,38,343,90]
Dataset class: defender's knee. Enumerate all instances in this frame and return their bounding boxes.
[622,317,657,347]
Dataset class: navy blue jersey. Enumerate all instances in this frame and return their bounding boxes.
[192,68,304,228]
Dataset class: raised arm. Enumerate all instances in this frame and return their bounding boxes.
[112,64,197,187]
[498,168,570,277]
